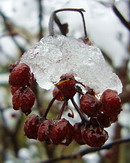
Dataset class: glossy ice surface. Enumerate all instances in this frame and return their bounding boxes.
[20,35,122,95]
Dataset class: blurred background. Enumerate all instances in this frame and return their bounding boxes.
[0,0,130,163]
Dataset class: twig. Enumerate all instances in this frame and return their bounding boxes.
[53,14,68,36]
[0,10,25,53]
[38,0,43,39]
[57,100,68,120]
[39,137,130,163]
[43,93,60,119]
[49,8,87,37]
[112,5,130,31]
[71,98,87,123]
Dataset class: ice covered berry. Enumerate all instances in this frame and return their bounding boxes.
[50,118,74,145]
[9,63,31,87]
[80,93,101,117]
[37,119,53,143]
[53,87,65,101]
[82,127,108,147]
[60,74,75,80]
[73,123,86,145]
[56,74,77,99]
[12,87,35,115]
[101,89,121,117]
[24,115,41,139]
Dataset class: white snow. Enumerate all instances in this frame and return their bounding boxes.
[20,35,122,95]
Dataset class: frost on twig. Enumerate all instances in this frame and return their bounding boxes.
[20,35,122,95]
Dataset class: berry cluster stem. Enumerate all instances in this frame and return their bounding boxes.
[57,100,68,120]
[43,92,60,119]
[71,98,88,123]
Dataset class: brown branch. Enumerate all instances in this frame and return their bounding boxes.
[0,10,25,53]
[38,0,43,39]
[112,5,130,31]
[53,14,68,36]
[49,8,87,37]
[0,107,21,156]
[39,137,130,163]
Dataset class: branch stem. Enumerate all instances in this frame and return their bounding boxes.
[112,5,130,31]
[71,98,87,122]
[40,137,130,163]
[57,100,68,120]
[43,93,59,119]
[49,8,87,37]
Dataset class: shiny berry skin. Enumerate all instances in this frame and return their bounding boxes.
[73,123,86,145]
[37,120,53,143]
[101,89,121,117]
[12,87,35,115]
[56,79,76,99]
[53,87,65,101]
[24,115,41,139]
[50,118,74,146]
[9,63,31,87]
[82,128,108,147]
[80,93,101,117]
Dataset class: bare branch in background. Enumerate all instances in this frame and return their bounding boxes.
[112,5,130,31]
[0,10,25,53]
[38,0,43,39]
[40,137,130,163]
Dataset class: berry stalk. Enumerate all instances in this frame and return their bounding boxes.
[71,98,88,123]
[57,100,68,120]
[43,92,60,119]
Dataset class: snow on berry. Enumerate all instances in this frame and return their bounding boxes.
[20,35,122,95]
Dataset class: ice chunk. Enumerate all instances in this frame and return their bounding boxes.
[20,35,122,95]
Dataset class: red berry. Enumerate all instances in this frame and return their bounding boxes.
[50,118,74,145]
[12,87,35,115]
[10,86,19,95]
[100,89,121,117]
[82,127,108,147]
[73,123,86,145]
[80,93,101,117]
[53,87,65,101]
[24,115,41,139]
[37,119,53,143]
[60,74,75,80]
[97,113,110,127]
[90,112,111,128]
[56,76,76,99]
[9,63,31,87]
[110,115,118,123]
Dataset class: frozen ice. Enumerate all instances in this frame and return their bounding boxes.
[20,35,122,95]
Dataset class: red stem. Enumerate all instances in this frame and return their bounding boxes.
[43,92,60,119]
[57,100,68,120]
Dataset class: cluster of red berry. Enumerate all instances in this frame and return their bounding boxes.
[9,64,122,147]
[9,63,35,115]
